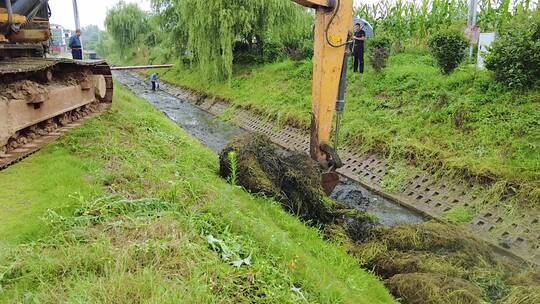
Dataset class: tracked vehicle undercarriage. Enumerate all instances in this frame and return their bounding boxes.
[1,0,114,170]
[0,58,113,169]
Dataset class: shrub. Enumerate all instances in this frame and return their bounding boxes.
[262,41,285,63]
[370,37,392,50]
[369,37,392,72]
[284,40,313,61]
[233,41,262,64]
[299,40,314,60]
[485,13,540,89]
[233,40,286,64]
[428,30,468,74]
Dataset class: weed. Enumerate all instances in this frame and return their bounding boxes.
[381,165,416,192]
[227,151,238,186]
[218,105,235,121]
[445,206,476,224]
[471,269,512,302]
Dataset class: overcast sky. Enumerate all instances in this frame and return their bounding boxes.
[49,0,151,30]
[49,0,377,30]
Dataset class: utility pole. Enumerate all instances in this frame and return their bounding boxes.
[72,0,83,54]
[467,0,478,59]
[72,0,81,31]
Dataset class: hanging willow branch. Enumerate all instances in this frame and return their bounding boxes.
[105,1,148,56]
[177,0,311,80]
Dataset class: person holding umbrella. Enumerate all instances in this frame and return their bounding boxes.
[352,23,366,73]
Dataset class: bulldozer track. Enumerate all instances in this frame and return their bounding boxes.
[0,104,109,171]
[0,58,113,172]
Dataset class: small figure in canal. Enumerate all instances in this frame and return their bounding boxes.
[352,23,366,73]
[69,30,83,60]
[150,73,159,91]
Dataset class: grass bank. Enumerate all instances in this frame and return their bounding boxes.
[152,47,539,207]
[0,84,394,303]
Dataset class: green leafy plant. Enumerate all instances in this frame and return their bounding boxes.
[381,166,414,192]
[428,30,468,74]
[369,37,392,72]
[485,12,540,89]
[263,40,285,63]
[227,151,238,186]
[444,206,475,224]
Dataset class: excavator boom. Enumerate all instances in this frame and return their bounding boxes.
[292,0,352,162]
[292,0,353,193]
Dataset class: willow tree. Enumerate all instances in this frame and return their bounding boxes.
[105,1,148,56]
[150,0,187,58]
[177,0,311,80]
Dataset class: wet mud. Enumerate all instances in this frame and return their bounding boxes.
[0,80,48,102]
[114,71,424,227]
[332,178,423,226]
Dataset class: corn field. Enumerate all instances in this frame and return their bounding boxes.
[354,0,539,38]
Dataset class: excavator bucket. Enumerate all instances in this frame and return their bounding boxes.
[322,171,340,196]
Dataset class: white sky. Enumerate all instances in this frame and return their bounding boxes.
[49,0,376,30]
[49,0,151,30]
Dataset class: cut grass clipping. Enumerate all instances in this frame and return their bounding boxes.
[219,134,540,304]
[219,134,377,242]
[0,83,393,303]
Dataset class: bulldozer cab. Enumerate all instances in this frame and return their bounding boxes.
[1,0,51,58]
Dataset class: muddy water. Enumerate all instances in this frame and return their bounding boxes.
[114,71,424,226]
[115,72,245,152]
[332,178,423,226]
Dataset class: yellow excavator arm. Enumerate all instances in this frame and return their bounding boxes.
[292,0,352,163]
[292,0,353,193]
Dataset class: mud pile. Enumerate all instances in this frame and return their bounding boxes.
[219,134,376,242]
[219,134,538,304]
[0,80,48,102]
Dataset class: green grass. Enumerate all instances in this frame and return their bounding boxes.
[155,47,539,207]
[0,149,103,243]
[380,163,419,193]
[0,84,394,303]
[444,206,476,224]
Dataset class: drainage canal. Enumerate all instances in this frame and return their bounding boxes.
[114,71,424,226]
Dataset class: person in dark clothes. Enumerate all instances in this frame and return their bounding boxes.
[352,23,366,73]
[150,73,158,91]
[69,30,83,60]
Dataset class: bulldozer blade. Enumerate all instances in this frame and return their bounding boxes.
[322,171,340,196]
